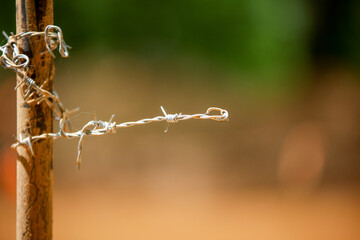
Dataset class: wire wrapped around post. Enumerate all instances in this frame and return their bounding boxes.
[1,25,229,170]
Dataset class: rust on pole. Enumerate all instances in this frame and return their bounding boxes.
[16,0,54,239]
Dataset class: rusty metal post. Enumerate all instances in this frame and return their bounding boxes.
[16,0,54,239]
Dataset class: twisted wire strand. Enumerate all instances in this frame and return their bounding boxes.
[12,106,229,169]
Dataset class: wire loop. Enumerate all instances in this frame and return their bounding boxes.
[44,25,70,58]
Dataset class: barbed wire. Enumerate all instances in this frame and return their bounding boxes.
[12,106,228,169]
[1,25,229,169]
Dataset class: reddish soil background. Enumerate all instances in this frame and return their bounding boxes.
[0,58,359,239]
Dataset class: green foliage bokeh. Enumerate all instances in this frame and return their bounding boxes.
[0,0,359,84]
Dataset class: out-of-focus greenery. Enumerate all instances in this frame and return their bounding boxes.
[55,0,310,79]
[0,0,359,83]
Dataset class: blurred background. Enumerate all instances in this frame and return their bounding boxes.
[1,0,360,239]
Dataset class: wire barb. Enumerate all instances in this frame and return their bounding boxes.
[161,106,179,132]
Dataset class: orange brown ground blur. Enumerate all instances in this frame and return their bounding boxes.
[0,57,359,239]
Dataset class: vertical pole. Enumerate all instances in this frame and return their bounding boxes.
[16,0,54,239]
